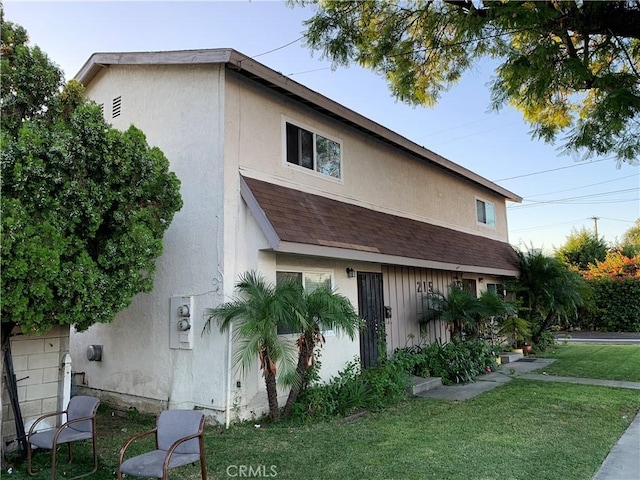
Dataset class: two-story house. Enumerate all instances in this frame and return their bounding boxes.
[70,49,521,424]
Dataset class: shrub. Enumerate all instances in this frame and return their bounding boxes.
[584,278,640,332]
[393,339,498,385]
[533,330,556,353]
[290,357,410,421]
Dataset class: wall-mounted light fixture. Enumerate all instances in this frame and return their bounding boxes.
[478,277,484,283]
[346,267,356,278]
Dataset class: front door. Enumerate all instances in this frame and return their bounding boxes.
[357,272,385,368]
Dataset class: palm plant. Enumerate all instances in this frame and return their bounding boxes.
[477,290,517,346]
[499,316,532,350]
[203,271,299,422]
[421,284,482,341]
[510,249,593,343]
[282,287,362,417]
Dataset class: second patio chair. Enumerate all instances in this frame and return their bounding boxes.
[118,409,207,480]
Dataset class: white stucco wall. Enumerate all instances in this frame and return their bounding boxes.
[69,60,515,423]
[224,71,510,242]
[70,64,229,421]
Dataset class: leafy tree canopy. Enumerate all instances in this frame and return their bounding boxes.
[584,251,640,279]
[555,226,608,270]
[622,218,640,246]
[298,0,640,165]
[1,11,183,339]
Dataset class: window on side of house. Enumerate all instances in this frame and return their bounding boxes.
[276,270,333,334]
[476,198,496,228]
[285,122,342,179]
[486,283,506,298]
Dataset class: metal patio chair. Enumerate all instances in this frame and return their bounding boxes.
[118,409,207,480]
[26,395,100,479]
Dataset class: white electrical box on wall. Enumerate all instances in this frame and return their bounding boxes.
[169,296,194,349]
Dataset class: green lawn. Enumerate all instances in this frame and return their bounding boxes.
[10,380,640,480]
[536,343,640,382]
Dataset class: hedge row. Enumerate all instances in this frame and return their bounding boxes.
[577,278,640,332]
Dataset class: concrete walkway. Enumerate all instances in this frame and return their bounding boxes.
[415,358,640,480]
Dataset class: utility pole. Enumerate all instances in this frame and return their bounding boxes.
[591,216,600,237]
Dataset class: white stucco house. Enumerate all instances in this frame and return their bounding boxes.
[69,48,522,424]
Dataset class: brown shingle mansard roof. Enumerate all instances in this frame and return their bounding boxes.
[242,177,520,277]
[76,48,521,204]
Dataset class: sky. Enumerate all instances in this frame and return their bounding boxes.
[4,0,639,253]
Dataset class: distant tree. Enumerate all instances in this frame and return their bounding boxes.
[555,227,608,271]
[298,0,640,165]
[618,218,640,256]
[622,218,640,245]
[584,251,640,280]
[1,11,183,346]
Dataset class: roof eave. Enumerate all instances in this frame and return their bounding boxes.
[75,48,522,203]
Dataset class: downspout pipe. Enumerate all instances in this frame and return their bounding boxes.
[225,322,233,429]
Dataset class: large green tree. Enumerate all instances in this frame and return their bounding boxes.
[555,227,608,271]
[1,12,183,344]
[298,0,640,165]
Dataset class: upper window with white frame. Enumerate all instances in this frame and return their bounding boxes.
[285,121,342,179]
[476,198,495,228]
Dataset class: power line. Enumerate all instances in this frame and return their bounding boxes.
[251,37,303,59]
[599,217,638,223]
[521,174,639,198]
[288,66,333,76]
[493,158,611,182]
[510,219,590,233]
[509,188,639,209]
[426,121,520,147]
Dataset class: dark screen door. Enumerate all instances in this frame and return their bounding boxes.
[357,272,385,368]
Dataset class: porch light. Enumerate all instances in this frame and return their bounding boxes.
[346,267,356,278]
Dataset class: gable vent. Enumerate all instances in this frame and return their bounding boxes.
[112,96,122,118]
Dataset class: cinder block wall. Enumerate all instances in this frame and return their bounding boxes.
[1,325,70,452]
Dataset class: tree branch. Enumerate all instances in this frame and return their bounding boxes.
[609,29,640,79]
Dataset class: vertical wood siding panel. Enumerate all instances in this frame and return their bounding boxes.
[399,267,408,346]
[383,265,397,353]
[383,266,465,351]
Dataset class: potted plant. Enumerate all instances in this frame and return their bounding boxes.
[499,316,531,353]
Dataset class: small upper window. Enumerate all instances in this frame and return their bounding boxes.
[476,199,495,228]
[285,122,341,179]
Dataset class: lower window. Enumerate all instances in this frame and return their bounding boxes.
[276,270,332,334]
[486,283,506,298]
